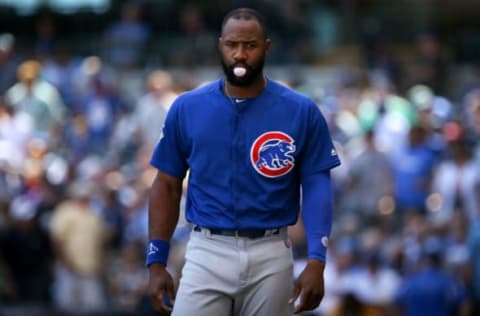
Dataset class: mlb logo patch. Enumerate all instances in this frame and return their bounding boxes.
[250,131,296,178]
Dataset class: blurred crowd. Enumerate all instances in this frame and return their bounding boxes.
[1,1,480,316]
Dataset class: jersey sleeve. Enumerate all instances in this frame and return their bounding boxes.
[299,101,340,177]
[150,99,189,179]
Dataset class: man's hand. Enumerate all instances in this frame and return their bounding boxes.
[289,259,325,314]
[148,263,176,313]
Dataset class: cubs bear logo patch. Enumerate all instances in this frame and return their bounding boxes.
[250,131,296,178]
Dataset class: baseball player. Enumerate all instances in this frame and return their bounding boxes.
[146,7,341,316]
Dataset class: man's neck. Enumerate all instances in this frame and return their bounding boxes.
[224,75,267,98]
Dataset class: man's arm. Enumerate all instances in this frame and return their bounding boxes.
[147,170,184,313]
[148,170,183,241]
[290,170,333,314]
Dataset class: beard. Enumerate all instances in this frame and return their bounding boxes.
[220,55,265,87]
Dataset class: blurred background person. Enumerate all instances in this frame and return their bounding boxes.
[107,241,148,313]
[103,1,150,71]
[49,180,108,313]
[0,194,53,305]
[4,59,66,144]
[341,128,393,228]
[394,239,468,316]
[407,32,450,95]
[132,69,177,150]
[0,33,20,96]
[431,134,480,224]
[468,218,480,316]
[462,88,480,161]
[390,124,438,223]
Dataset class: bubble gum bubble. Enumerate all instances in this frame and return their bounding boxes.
[233,67,246,77]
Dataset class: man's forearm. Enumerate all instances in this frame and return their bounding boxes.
[148,171,183,241]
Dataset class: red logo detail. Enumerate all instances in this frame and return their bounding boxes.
[250,131,295,178]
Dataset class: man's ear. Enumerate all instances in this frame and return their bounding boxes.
[265,38,272,54]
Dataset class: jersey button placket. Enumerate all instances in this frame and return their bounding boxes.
[231,110,240,224]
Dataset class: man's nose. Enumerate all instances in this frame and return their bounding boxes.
[233,45,247,61]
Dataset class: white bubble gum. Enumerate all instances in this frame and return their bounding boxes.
[233,67,247,77]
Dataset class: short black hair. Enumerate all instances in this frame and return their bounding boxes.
[221,7,268,38]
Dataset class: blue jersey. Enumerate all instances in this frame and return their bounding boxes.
[151,78,340,230]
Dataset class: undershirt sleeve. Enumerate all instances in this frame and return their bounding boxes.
[301,170,333,262]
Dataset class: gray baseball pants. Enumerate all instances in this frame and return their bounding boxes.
[171,227,294,316]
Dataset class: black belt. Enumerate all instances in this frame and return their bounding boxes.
[193,225,281,239]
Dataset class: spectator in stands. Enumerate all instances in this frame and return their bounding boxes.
[0,33,20,96]
[357,87,416,156]
[394,239,468,316]
[408,32,450,95]
[49,180,107,313]
[349,250,401,314]
[133,70,177,149]
[0,99,34,172]
[362,33,402,90]
[431,136,480,223]
[329,292,380,316]
[401,213,432,274]
[103,1,150,69]
[443,212,471,294]
[62,112,90,164]
[107,241,148,312]
[171,3,215,66]
[390,125,438,216]
[119,178,149,246]
[41,42,80,111]
[98,187,125,252]
[468,218,480,316]
[33,13,58,62]
[317,235,361,316]
[4,60,65,142]
[463,88,480,161]
[342,129,393,227]
[78,72,123,154]
[0,195,53,304]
